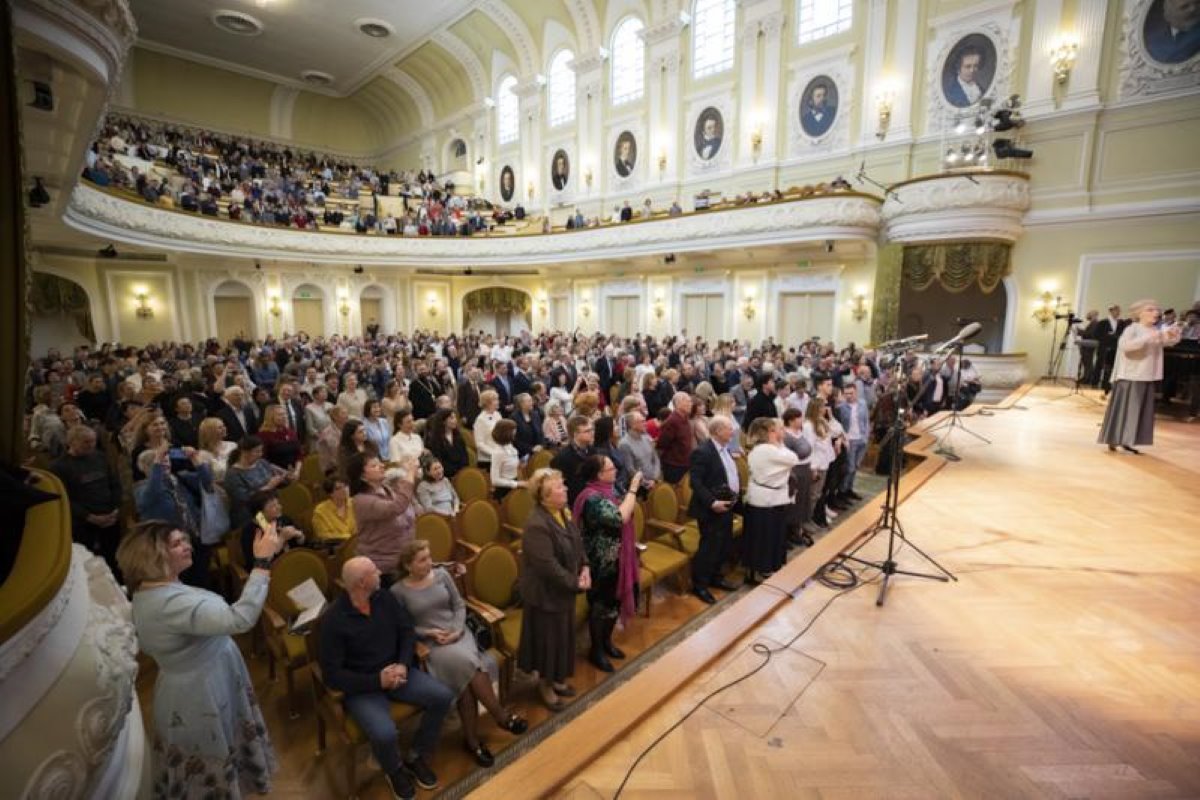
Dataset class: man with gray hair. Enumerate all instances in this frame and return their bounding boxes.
[618,411,660,489]
[217,384,259,441]
[656,392,694,484]
[687,415,741,603]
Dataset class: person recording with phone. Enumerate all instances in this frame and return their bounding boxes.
[133,443,214,586]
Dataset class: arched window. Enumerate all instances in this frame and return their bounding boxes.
[610,17,645,106]
[547,49,576,126]
[692,0,736,79]
[496,75,519,145]
[797,0,853,45]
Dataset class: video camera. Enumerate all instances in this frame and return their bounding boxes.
[1053,311,1081,324]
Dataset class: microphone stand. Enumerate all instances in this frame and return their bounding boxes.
[922,343,991,461]
[833,357,957,606]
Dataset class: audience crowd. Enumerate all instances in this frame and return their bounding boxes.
[25,324,1007,798]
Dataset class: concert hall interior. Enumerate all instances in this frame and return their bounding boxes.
[2,1,1198,799]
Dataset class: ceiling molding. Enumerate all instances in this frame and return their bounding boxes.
[430,30,487,102]
[134,38,342,97]
[477,0,538,78]
[382,67,434,128]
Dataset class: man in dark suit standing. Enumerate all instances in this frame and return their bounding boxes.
[167,395,204,448]
[687,416,741,604]
[594,347,618,395]
[456,366,484,428]
[490,360,515,413]
[510,356,533,399]
[216,385,259,442]
[277,379,307,444]
[1095,304,1129,394]
[409,361,441,420]
[550,415,596,506]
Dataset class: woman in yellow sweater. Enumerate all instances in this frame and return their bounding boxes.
[311,476,357,541]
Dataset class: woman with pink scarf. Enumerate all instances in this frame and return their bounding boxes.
[572,455,643,673]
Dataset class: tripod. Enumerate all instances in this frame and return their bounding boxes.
[922,345,991,461]
[835,367,957,606]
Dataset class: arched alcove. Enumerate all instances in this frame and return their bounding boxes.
[462,287,532,337]
[30,272,95,354]
[212,280,255,342]
[359,284,385,335]
[291,283,326,336]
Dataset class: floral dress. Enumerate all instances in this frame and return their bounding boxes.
[579,495,624,617]
[131,572,277,798]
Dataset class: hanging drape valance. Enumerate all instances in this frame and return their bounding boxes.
[463,287,531,316]
[30,272,96,342]
[901,242,1011,294]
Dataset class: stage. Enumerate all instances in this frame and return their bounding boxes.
[477,387,1200,799]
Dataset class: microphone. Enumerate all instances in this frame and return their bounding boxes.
[855,160,867,183]
[935,322,982,352]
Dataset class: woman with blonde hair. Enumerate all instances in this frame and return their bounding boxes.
[131,409,171,480]
[803,397,836,528]
[518,468,590,710]
[391,539,527,767]
[472,389,502,468]
[197,417,238,482]
[744,417,800,584]
[257,402,302,468]
[573,390,601,421]
[543,400,569,446]
[120,519,283,797]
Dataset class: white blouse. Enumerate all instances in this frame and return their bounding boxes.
[1113,323,1168,382]
[473,410,501,463]
[490,444,522,489]
[802,420,836,472]
[389,430,425,465]
[746,443,800,508]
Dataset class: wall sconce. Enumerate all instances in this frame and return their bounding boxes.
[579,292,592,318]
[267,292,282,318]
[653,291,665,320]
[337,290,350,317]
[584,167,594,188]
[742,292,756,321]
[133,286,153,319]
[849,290,869,322]
[527,182,535,200]
[657,150,667,174]
[1033,291,1059,327]
[426,291,439,318]
[1049,36,1078,85]
[536,291,548,317]
[875,81,897,141]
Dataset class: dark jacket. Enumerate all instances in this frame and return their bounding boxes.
[656,411,694,469]
[425,432,470,478]
[518,505,586,612]
[317,590,418,696]
[550,444,595,506]
[511,408,545,459]
[688,439,737,522]
[217,401,259,441]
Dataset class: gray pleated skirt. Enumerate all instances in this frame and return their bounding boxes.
[1098,380,1156,446]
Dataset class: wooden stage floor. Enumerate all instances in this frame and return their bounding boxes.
[545,388,1200,799]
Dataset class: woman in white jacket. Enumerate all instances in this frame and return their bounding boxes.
[744,417,800,585]
[1099,299,1181,454]
[472,389,502,468]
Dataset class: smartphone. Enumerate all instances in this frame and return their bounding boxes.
[168,447,186,460]
[255,511,271,531]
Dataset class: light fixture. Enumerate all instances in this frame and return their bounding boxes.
[875,80,897,141]
[749,110,765,159]
[1049,36,1078,85]
[133,286,153,319]
[1033,290,1058,327]
[743,289,756,320]
[584,166,593,188]
[657,150,667,173]
[653,291,665,319]
[849,289,869,322]
[267,290,282,318]
[337,289,350,317]
[527,181,535,200]
[536,290,548,317]
[426,291,439,317]
[579,291,592,318]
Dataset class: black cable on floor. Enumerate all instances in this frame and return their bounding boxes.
[611,562,880,800]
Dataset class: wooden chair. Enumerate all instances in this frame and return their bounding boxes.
[632,503,691,615]
[298,452,325,489]
[527,449,554,474]
[675,473,693,525]
[307,614,426,798]
[326,536,357,593]
[455,498,506,555]
[415,512,457,563]
[460,428,478,466]
[645,483,699,554]
[465,542,520,699]
[452,466,491,505]
[499,487,534,542]
[278,481,315,536]
[261,548,329,719]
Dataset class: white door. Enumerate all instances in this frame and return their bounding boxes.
[682,294,725,342]
[550,297,569,331]
[606,296,638,337]
[292,298,325,336]
[778,293,836,347]
[214,297,253,341]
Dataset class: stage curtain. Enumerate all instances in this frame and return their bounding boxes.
[30,273,96,342]
[870,244,904,345]
[463,287,532,328]
[901,242,1011,294]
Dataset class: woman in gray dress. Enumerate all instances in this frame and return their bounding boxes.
[118,519,284,798]
[1099,299,1182,453]
[391,540,527,767]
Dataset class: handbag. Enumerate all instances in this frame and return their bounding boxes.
[199,485,230,545]
[465,608,493,653]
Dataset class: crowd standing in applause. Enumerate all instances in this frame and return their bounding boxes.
[34,310,1200,798]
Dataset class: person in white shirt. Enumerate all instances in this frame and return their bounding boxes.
[802,397,837,529]
[488,420,523,500]
[1099,298,1181,454]
[337,372,368,420]
[304,385,333,447]
[743,418,800,585]
[472,390,502,468]
[389,410,424,465]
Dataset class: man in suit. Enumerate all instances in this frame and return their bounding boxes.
[619,200,633,222]
[801,82,837,137]
[216,385,259,442]
[277,379,307,444]
[510,356,533,399]
[594,346,619,395]
[943,46,986,108]
[1095,304,1129,394]
[696,115,722,160]
[490,360,515,413]
[615,136,636,177]
[687,416,741,604]
[456,366,485,428]
[835,383,869,503]
[550,415,596,506]
[408,361,441,420]
[551,152,569,191]
[167,394,204,448]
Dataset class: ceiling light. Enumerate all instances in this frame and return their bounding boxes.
[301,70,335,87]
[356,18,395,38]
[211,10,264,37]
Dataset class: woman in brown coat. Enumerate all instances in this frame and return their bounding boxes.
[518,467,591,710]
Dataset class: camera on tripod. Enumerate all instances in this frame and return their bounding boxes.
[1053,311,1080,324]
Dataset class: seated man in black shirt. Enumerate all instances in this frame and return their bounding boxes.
[318,556,454,799]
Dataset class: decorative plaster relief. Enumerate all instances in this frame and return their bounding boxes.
[66,184,883,265]
[882,173,1031,243]
[1118,0,1200,99]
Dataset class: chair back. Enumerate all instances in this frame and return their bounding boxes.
[469,543,519,609]
[278,481,315,534]
[500,487,535,531]
[459,499,502,548]
[327,536,356,587]
[632,502,647,543]
[675,473,693,522]
[415,513,455,563]
[460,429,478,465]
[453,466,491,504]
[734,456,749,499]
[527,449,554,473]
[298,453,324,488]
[647,482,679,523]
[268,548,329,617]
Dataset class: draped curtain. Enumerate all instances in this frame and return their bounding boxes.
[901,242,1012,294]
[462,287,532,328]
[30,272,96,342]
[870,244,904,345]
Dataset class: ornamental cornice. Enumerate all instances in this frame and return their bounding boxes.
[881,172,1031,243]
[66,184,883,267]
[571,49,609,75]
[642,18,687,46]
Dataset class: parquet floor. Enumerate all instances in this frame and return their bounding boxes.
[555,389,1200,799]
